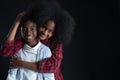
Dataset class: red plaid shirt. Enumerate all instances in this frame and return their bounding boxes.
[1,38,63,80]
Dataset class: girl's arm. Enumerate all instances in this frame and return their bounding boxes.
[37,43,63,73]
[10,45,52,72]
[6,12,25,41]
[10,57,38,72]
[11,43,63,73]
[1,12,25,56]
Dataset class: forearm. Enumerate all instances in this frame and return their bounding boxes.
[38,43,63,73]
[21,61,38,72]
[9,58,38,72]
[38,57,62,73]
[6,21,20,41]
[6,12,25,42]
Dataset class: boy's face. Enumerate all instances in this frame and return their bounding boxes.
[21,20,37,46]
[38,20,55,40]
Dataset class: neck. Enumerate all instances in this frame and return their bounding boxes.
[27,40,38,47]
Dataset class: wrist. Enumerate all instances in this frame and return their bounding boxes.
[19,60,24,67]
[14,20,20,24]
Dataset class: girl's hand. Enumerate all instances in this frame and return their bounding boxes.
[15,12,26,22]
[10,57,22,68]
[10,57,38,71]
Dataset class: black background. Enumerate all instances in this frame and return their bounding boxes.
[0,0,118,80]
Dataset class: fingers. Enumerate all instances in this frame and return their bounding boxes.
[16,12,26,21]
[10,57,21,69]
[10,59,15,69]
[20,11,26,15]
[18,12,26,17]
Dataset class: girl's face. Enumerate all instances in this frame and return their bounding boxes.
[21,20,37,46]
[38,20,55,40]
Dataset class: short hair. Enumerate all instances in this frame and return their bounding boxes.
[20,14,37,28]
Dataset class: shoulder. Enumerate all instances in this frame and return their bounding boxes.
[40,43,52,57]
[50,40,63,49]
[40,43,51,52]
[50,40,63,47]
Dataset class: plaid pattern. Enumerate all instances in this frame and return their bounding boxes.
[2,38,63,80]
[1,38,23,56]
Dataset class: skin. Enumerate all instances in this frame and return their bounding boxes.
[21,20,37,47]
[38,20,55,40]
[11,20,39,71]
[6,12,26,41]
[10,13,55,72]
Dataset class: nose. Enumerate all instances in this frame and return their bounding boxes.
[43,30,48,35]
[26,29,32,36]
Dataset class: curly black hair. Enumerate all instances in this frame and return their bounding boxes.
[53,9,76,46]
[20,13,38,28]
[25,0,76,46]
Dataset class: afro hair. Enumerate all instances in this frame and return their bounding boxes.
[25,0,76,46]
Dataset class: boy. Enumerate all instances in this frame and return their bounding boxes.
[6,13,54,80]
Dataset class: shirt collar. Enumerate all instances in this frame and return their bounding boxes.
[23,41,41,54]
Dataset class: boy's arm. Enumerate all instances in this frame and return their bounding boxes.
[6,68,18,80]
[6,54,20,80]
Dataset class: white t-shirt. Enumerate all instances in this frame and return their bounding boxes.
[6,41,55,80]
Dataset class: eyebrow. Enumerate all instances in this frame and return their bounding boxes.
[31,26,37,27]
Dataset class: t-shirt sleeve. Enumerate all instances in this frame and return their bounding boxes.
[6,69,18,80]
[43,46,52,59]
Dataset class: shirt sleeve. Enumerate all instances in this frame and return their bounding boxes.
[6,69,18,80]
[43,47,52,59]
[1,38,23,57]
[37,43,63,73]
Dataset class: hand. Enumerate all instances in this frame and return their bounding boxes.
[15,12,26,22]
[10,57,22,68]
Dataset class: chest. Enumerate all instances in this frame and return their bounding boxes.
[17,48,43,62]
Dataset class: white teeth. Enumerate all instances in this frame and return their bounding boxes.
[27,36,32,39]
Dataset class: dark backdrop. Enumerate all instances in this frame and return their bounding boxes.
[0,0,118,80]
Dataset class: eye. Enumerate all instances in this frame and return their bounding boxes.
[22,27,27,31]
[41,24,47,28]
[48,30,53,33]
[31,27,36,30]
[40,27,45,30]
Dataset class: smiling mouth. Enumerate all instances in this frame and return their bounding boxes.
[25,36,33,39]
[40,34,46,38]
